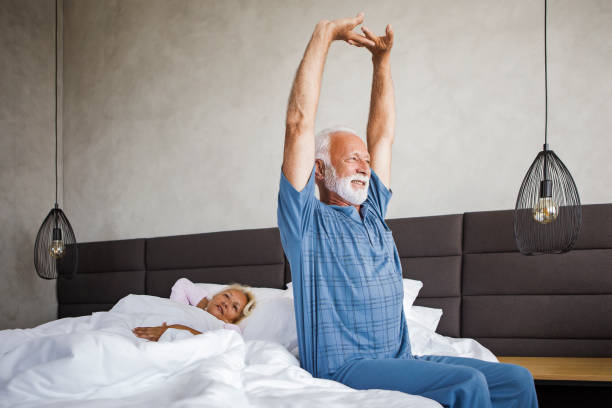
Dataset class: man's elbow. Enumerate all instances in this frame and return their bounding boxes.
[285,120,313,140]
[368,133,394,148]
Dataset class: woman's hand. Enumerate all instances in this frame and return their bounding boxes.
[349,24,394,60]
[196,296,209,310]
[132,322,168,342]
[132,323,203,341]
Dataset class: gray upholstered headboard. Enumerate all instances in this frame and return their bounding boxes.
[460,204,612,357]
[57,227,285,317]
[57,203,612,357]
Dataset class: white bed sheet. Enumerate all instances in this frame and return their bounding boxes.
[0,295,440,408]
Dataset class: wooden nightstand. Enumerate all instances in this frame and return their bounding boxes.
[497,357,612,407]
[497,357,612,382]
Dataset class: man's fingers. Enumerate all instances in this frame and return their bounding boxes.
[352,12,365,26]
[336,12,365,32]
[361,26,378,42]
[386,24,394,43]
[346,32,375,48]
[347,39,363,47]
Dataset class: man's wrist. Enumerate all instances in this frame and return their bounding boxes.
[372,53,391,68]
[313,20,335,43]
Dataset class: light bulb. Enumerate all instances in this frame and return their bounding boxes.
[48,227,66,259]
[533,197,559,224]
[49,240,65,258]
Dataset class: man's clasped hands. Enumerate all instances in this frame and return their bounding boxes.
[318,12,394,59]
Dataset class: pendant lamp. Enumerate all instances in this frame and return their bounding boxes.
[514,0,581,255]
[34,0,77,279]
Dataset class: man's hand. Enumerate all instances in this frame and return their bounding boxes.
[326,12,375,48]
[133,322,168,342]
[348,24,394,60]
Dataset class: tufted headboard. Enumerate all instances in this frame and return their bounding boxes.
[57,203,612,357]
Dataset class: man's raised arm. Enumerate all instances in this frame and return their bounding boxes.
[282,13,373,191]
[358,25,395,189]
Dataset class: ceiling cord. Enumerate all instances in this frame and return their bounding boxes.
[54,0,58,206]
[544,0,548,147]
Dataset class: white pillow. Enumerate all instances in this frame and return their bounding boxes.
[190,281,440,353]
[238,297,298,351]
[194,282,286,304]
[402,279,423,310]
[406,305,443,332]
[193,282,297,352]
[286,279,423,306]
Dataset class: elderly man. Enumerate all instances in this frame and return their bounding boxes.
[277,13,538,408]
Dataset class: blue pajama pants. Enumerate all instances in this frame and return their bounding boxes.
[332,355,538,408]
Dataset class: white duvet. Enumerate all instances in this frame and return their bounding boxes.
[0,295,497,408]
[0,295,440,408]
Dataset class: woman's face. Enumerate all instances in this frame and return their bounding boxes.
[206,289,247,323]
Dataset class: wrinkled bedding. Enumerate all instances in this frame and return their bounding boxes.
[0,295,441,408]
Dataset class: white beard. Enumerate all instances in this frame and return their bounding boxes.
[324,164,370,205]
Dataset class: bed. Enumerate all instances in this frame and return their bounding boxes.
[1,203,611,406]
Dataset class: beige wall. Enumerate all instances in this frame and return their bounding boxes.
[0,0,57,329]
[2,0,611,328]
[63,0,612,244]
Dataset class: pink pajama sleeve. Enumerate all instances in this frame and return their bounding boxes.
[170,278,209,306]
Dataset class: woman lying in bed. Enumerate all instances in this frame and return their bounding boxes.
[133,278,256,341]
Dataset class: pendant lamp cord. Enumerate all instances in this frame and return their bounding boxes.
[54,0,58,207]
[55,0,57,207]
[542,0,549,181]
[544,0,548,148]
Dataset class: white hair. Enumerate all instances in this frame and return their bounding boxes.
[314,126,369,205]
[315,125,359,166]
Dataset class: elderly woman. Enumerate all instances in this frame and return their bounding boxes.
[133,278,255,341]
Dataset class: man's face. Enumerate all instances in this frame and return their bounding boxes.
[206,289,248,324]
[324,131,371,204]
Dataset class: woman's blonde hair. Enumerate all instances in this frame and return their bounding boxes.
[226,283,256,323]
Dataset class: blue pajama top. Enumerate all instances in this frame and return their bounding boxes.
[277,165,411,380]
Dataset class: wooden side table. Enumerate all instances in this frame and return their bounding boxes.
[497,357,612,407]
[497,357,612,382]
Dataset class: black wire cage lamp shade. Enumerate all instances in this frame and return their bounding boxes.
[514,145,581,255]
[34,0,78,279]
[34,205,77,279]
[513,0,581,255]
